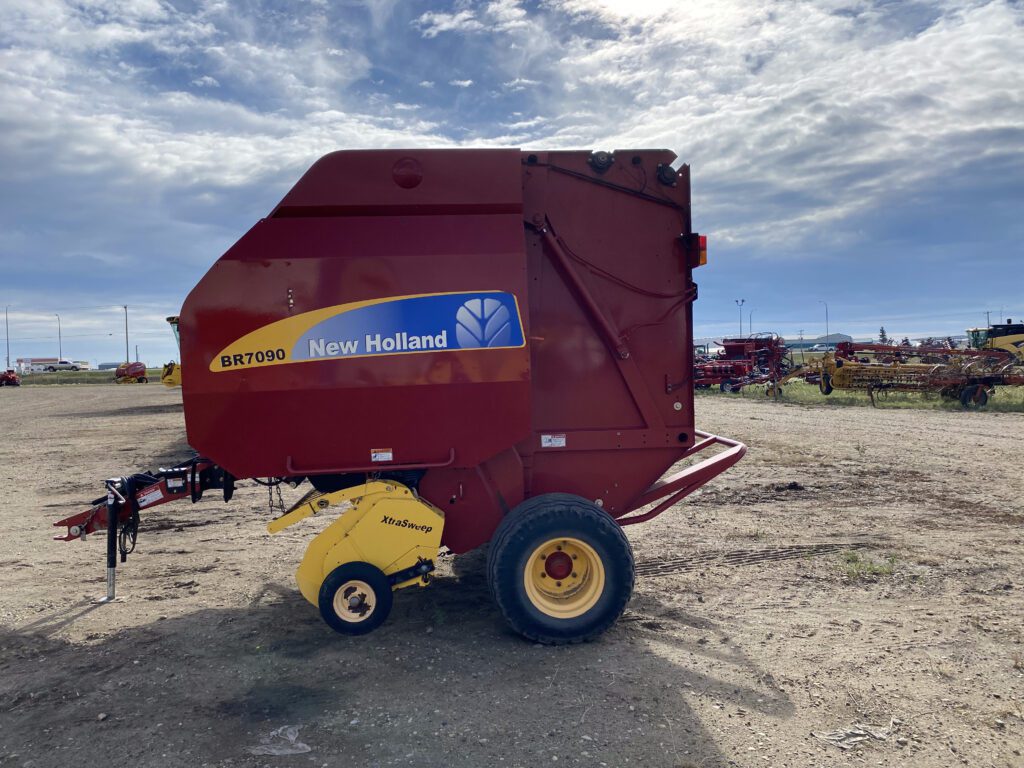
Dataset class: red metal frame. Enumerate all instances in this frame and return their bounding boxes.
[618,431,746,525]
[54,459,219,541]
[836,341,1013,363]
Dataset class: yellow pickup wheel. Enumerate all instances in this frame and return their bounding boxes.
[318,562,393,636]
[487,494,634,645]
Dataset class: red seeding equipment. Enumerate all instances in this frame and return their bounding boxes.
[694,333,792,392]
[55,148,746,644]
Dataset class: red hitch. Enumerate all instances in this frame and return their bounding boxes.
[53,458,233,600]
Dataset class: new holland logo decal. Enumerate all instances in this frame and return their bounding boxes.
[212,291,525,371]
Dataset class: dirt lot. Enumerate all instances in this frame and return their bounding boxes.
[2,385,1022,768]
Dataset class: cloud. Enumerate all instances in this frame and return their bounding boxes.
[504,77,539,91]
[1,0,1022,356]
[415,9,485,38]
[414,0,532,38]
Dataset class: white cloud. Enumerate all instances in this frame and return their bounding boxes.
[415,9,484,38]
[1,0,1022,356]
[521,1,1024,248]
[503,116,547,130]
[415,0,533,38]
[504,77,539,91]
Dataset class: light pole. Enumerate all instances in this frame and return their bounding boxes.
[734,298,745,337]
[798,329,805,364]
[818,300,829,344]
[4,306,9,369]
[55,314,62,359]
[748,310,753,336]
[123,305,129,364]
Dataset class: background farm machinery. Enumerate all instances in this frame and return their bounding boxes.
[160,316,182,388]
[694,333,792,392]
[804,325,1024,406]
[113,361,148,384]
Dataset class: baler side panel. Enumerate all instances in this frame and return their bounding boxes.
[181,150,532,480]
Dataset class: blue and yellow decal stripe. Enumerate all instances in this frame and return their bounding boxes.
[211,291,526,372]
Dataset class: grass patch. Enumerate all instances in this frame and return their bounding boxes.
[698,379,1024,413]
[841,550,896,581]
[15,369,165,386]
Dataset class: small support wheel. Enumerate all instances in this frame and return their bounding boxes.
[819,373,833,395]
[318,562,393,636]
[720,380,737,393]
[487,494,634,645]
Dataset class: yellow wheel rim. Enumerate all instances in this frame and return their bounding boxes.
[331,579,377,623]
[524,537,605,619]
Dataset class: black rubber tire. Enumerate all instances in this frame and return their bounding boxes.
[71,366,79,371]
[318,561,393,636]
[486,493,634,645]
[959,385,988,408]
[46,366,56,372]
[819,373,834,395]
[719,380,736,393]
[139,376,148,384]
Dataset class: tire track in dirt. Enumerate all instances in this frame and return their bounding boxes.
[635,541,874,578]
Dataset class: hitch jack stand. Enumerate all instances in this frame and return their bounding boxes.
[100,478,125,603]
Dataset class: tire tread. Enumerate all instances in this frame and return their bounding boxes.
[486,494,634,645]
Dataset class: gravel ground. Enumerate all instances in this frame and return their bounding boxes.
[1,384,1022,768]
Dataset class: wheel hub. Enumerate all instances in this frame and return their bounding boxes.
[524,538,605,619]
[544,551,573,580]
[333,580,376,622]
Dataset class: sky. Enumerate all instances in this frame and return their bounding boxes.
[1,0,1022,366]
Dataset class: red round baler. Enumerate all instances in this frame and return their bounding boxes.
[57,149,744,643]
